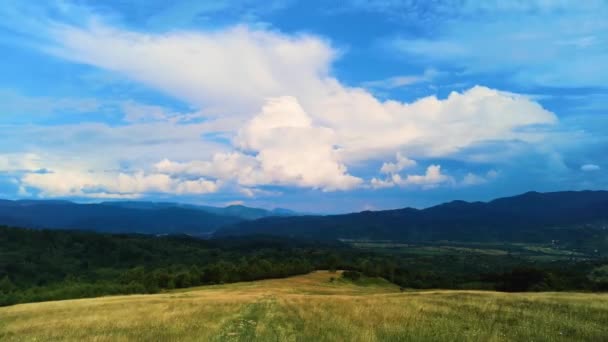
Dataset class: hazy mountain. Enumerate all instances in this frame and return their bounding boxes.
[0,200,264,235]
[199,205,275,220]
[270,208,299,216]
[3,191,608,247]
[214,191,608,247]
[100,201,295,220]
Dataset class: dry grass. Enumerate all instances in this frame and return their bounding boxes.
[1,271,607,341]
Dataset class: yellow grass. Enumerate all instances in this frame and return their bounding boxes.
[1,271,607,341]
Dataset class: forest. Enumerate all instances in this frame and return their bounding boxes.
[2,225,607,306]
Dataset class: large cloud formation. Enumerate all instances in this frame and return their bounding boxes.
[8,21,558,197]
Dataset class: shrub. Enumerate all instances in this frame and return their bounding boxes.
[342,270,362,281]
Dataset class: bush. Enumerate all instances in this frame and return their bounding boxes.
[0,276,16,293]
[496,268,548,292]
[342,270,362,281]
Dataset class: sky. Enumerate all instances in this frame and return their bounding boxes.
[0,0,607,213]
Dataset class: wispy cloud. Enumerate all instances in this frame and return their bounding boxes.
[0,89,100,117]
[361,68,439,90]
[384,2,608,87]
[581,164,601,172]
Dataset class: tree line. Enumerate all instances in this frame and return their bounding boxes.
[1,226,607,306]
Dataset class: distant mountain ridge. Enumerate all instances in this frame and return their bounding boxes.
[214,191,608,248]
[99,201,296,220]
[0,200,296,235]
[2,191,608,249]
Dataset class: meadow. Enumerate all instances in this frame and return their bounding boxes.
[1,271,607,341]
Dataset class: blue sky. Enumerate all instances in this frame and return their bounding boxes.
[0,0,606,213]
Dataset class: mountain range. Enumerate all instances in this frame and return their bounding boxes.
[1,191,608,249]
[214,191,608,249]
[0,200,294,236]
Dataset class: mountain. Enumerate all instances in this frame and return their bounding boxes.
[198,204,275,220]
[0,200,248,235]
[100,201,294,220]
[4,191,608,246]
[270,208,299,216]
[214,191,608,247]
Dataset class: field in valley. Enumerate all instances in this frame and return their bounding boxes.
[1,271,607,341]
[346,240,597,261]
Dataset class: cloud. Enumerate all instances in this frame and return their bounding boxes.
[154,84,553,192]
[141,0,293,29]
[398,165,450,188]
[361,68,439,89]
[0,89,100,117]
[372,161,498,189]
[157,96,363,191]
[342,0,606,18]
[387,3,608,87]
[120,101,209,124]
[237,96,362,190]
[1,119,234,168]
[20,170,219,198]
[174,178,220,194]
[0,153,44,172]
[7,19,559,197]
[581,164,600,172]
[460,170,499,186]
[324,85,556,162]
[121,101,170,123]
[45,23,557,160]
[46,23,336,116]
[372,165,451,189]
[380,152,416,174]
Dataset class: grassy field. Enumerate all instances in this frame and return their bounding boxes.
[1,271,607,341]
[346,240,595,261]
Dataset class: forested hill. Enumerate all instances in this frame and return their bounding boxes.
[215,191,608,248]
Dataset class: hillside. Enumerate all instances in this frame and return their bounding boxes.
[1,271,607,341]
[215,191,608,249]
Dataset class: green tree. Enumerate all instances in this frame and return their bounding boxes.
[0,276,16,293]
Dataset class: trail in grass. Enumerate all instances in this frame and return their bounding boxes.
[214,299,263,341]
[213,294,299,341]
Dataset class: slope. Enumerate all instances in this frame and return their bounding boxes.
[1,271,606,341]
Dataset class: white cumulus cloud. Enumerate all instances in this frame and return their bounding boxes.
[157,97,363,191]
[372,165,451,189]
[4,20,560,198]
[380,153,417,174]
